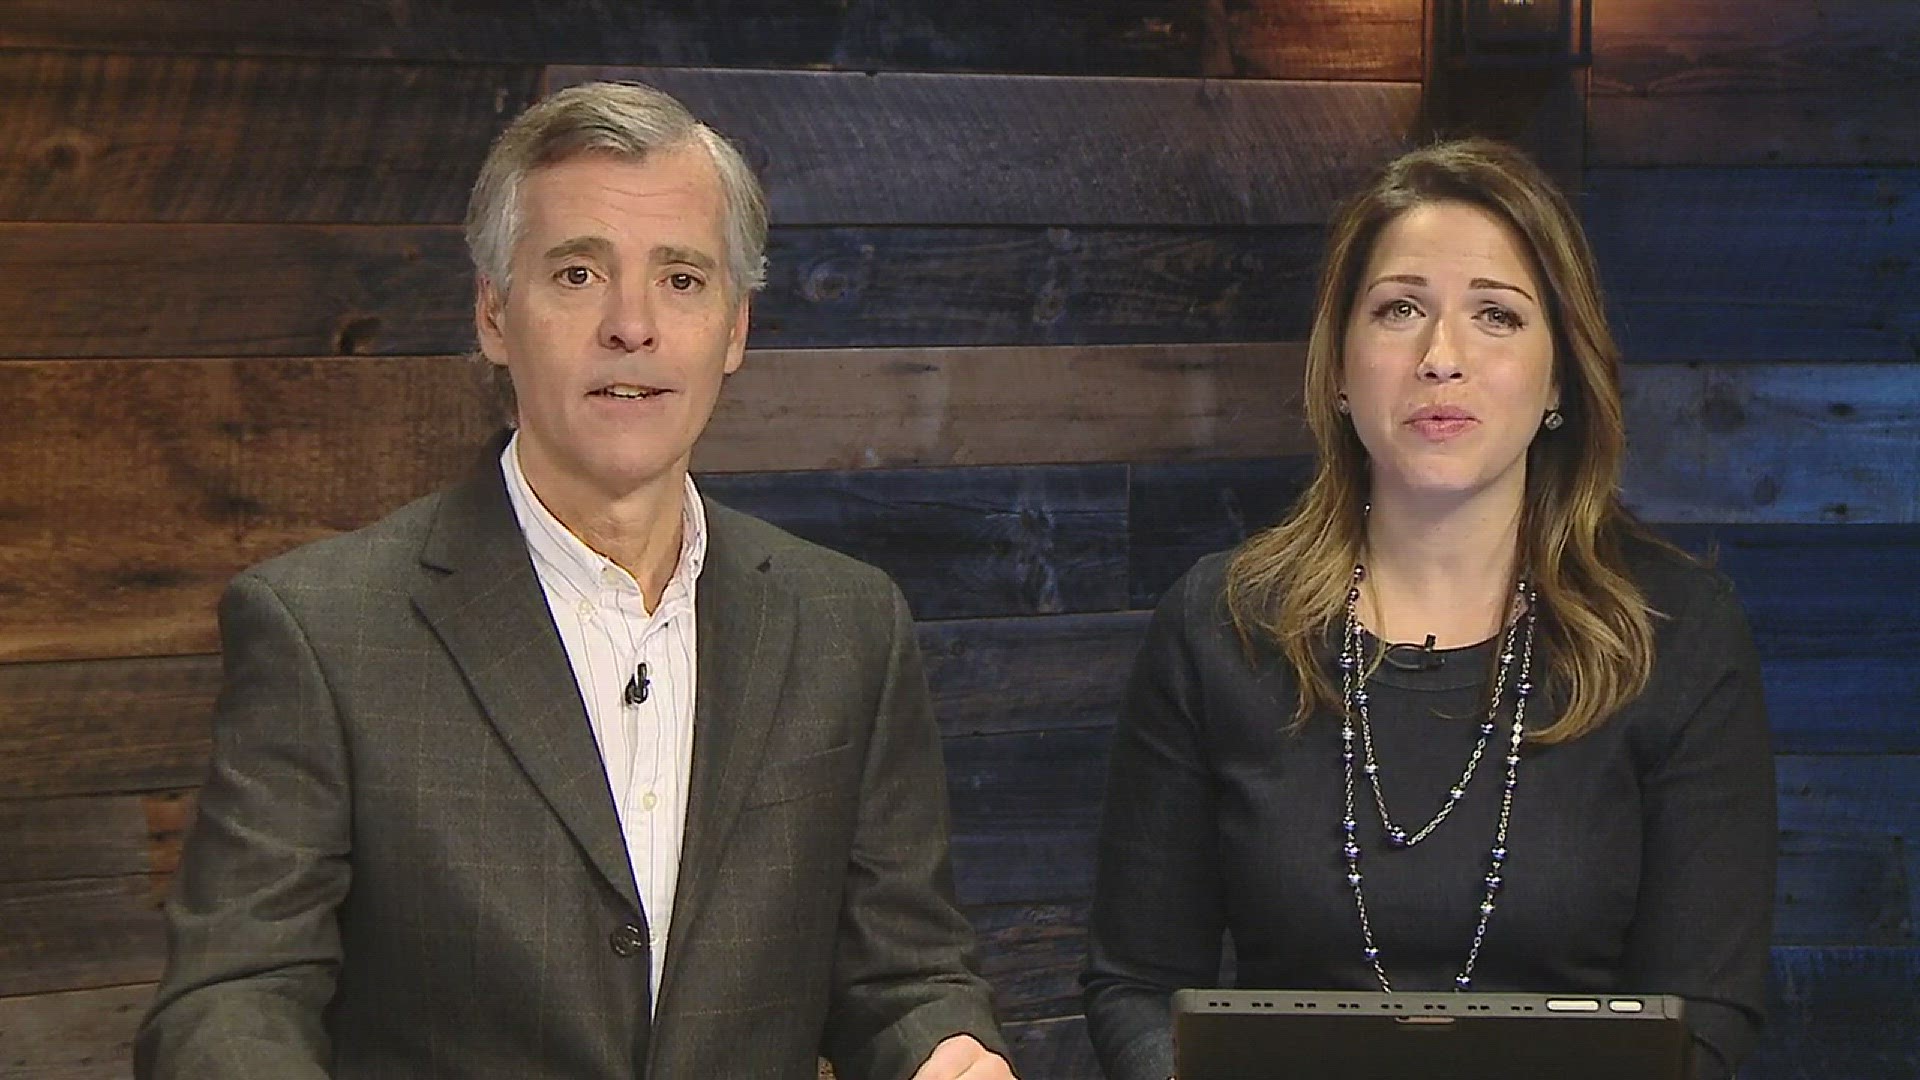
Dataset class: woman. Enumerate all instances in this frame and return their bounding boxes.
[1081,140,1775,1080]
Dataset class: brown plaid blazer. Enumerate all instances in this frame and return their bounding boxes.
[135,443,1004,1079]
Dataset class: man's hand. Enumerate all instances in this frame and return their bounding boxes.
[908,1034,1018,1080]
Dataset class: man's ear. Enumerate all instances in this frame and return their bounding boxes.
[475,277,509,366]
[722,294,750,376]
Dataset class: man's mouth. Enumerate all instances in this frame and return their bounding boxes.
[592,384,669,400]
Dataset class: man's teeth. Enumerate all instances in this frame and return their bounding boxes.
[601,386,663,399]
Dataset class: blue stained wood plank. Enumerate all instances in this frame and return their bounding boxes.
[1747,946,1920,1079]
[1124,462,1920,661]
[1127,455,1314,607]
[701,464,1130,620]
[920,613,1146,738]
[944,725,1113,907]
[1653,524,1920,659]
[756,226,1326,348]
[1581,168,1920,362]
[1621,363,1920,524]
[1764,658,1920,755]
[1775,755,1920,948]
[546,68,1418,227]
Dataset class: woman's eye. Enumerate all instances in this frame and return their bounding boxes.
[1373,299,1420,323]
[667,273,702,292]
[557,266,594,287]
[1480,305,1525,331]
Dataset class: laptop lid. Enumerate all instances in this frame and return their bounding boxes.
[1173,989,1691,1080]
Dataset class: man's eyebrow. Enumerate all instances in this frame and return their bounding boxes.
[654,245,719,271]
[1470,276,1537,303]
[541,236,615,261]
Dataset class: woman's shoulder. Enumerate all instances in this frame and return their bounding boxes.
[1145,548,1249,656]
[1617,530,1739,618]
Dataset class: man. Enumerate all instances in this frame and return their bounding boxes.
[135,81,1015,1080]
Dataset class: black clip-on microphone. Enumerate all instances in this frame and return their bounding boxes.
[1382,633,1443,672]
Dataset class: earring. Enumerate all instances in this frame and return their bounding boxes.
[1542,408,1564,431]
[1336,393,1351,415]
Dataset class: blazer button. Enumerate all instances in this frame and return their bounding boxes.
[609,923,648,958]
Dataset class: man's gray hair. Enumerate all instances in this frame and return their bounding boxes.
[465,81,769,298]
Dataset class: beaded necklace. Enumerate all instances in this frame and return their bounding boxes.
[1338,563,1539,991]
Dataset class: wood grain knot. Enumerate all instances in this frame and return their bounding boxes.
[333,315,384,354]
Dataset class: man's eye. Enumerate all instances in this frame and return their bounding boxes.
[557,266,594,287]
[667,273,702,292]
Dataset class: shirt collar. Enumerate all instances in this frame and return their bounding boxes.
[500,432,707,611]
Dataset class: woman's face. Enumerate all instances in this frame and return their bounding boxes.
[1339,200,1560,513]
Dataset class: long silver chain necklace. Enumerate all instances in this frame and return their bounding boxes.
[1339,563,1538,991]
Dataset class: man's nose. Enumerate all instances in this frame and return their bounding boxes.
[600,281,657,353]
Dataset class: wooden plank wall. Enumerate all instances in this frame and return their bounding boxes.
[1,2,1916,1077]
[0,3,1419,1075]
[1447,2,1920,1075]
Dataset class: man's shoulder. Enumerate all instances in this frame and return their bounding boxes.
[704,500,896,601]
[241,488,447,593]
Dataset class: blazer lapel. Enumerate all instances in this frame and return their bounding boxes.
[410,441,642,914]
[657,502,799,995]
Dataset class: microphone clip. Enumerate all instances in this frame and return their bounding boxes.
[623,662,651,707]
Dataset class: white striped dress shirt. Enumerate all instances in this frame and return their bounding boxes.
[500,435,703,1009]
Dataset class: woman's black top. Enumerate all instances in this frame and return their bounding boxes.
[1081,542,1775,1080]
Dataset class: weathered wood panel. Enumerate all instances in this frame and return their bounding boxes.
[0,358,489,662]
[1127,455,1314,607]
[1748,946,1920,1078]
[0,982,1105,1080]
[546,68,1416,227]
[946,725,1114,908]
[1220,0,1422,82]
[712,343,1309,471]
[0,926,1912,1077]
[4,341,1295,662]
[1124,461,1920,661]
[1582,169,1920,364]
[1590,0,1920,166]
[1777,756,1920,950]
[922,613,1147,738]
[0,53,533,223]
[757,227,1324,348]
[0,981,150,1080]
[0,0,1198,70]
[1658,525,1920,660]
[1003,1013,1100,1080]
[0,610,1147,798]
[0,877,164,996]
[704,466,1130,621]
[0,795,157,885]
[0,657,218,799]
[0,225,1322,358]
[973,901,1091,1021]
[1621,363,1920,525]
[1765,659,1920,755]
[0,0,1418,80]
[0,225,474,360]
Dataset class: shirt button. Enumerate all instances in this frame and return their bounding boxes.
[601,567,624,587]
[609,922,648,958]
[641,792,658,811]
[576,599,595,618]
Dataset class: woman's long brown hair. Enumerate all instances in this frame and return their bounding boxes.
[1225,139,1674,744]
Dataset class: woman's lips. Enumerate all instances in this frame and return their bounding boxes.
[1407,415,1478,441]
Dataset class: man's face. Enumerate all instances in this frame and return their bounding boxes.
[476,146,748,505]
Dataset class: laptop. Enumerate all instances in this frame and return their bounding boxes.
[1173,989,1692,1080]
